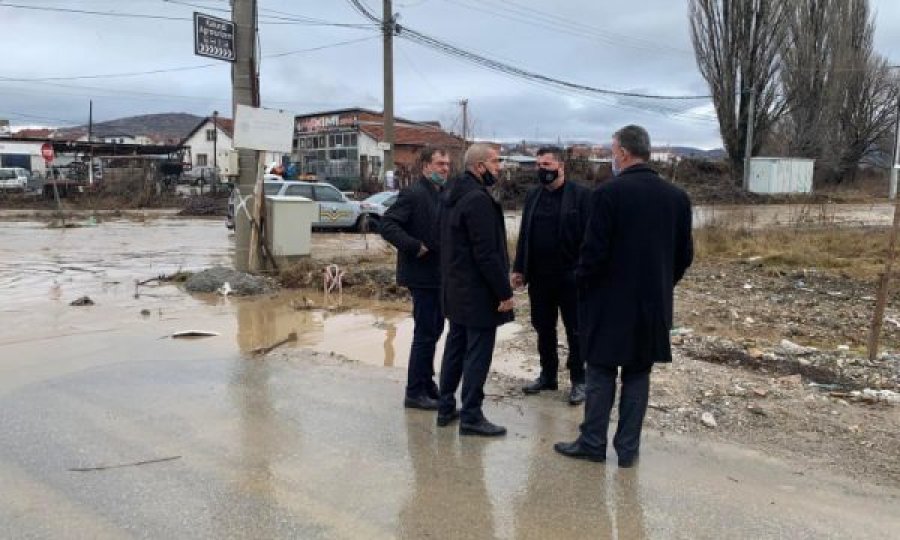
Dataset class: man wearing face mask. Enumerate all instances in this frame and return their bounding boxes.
[511,147,592,405]
[436,143,515,436]
[381,146,452,410]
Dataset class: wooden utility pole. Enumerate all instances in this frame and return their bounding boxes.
[232,0,260,272]
[868,89,900,360]
[382,0,395,187]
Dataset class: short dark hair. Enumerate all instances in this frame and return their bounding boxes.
[536,146,565,163]
[613,125,651,160]
[419,146,449,168]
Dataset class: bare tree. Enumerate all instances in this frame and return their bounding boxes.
[690,0,790,183]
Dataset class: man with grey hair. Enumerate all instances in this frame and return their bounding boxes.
[436,143,515,437]
[555,125,694,466]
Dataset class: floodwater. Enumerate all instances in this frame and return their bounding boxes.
[1,217,899,538]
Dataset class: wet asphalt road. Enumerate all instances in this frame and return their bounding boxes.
[1,217,899,539]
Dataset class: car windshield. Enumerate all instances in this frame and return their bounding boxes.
[365,192,396,204]
[0,170,15,180]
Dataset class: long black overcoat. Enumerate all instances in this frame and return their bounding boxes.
[576,164,693,369]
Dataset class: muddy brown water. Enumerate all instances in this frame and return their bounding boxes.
[0,218,525,381]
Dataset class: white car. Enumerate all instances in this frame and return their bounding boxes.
[0,167,30,191]
[227,180,365,231]
[359,191,399,231]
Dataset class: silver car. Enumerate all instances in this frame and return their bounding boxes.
[228,180,365,231]
[359,191,399,231]
[0,167,30,192]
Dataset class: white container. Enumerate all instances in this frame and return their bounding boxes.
[266,195,316,258]
[748,157,814,194]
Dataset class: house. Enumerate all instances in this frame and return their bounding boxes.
[180,116,234,169]
[292,108,464,190]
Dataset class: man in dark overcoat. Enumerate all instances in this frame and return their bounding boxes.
[554,125,694,466]
[380,146,451,410]
[511,146,592,405]
[437,143,515,437]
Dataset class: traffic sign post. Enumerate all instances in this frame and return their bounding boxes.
[41,142,54,164]
[194,12,236,62]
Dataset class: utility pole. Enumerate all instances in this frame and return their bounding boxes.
[212,110,218,191]
[889,91,900,199]
[742,88,757,191]
[88,100,94,187]
[460,98,468,144]
[232,0,260,272]
[382,0,395,188]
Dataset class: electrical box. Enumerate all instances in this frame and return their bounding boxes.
[266,195,316,263]
[217,149,239,177]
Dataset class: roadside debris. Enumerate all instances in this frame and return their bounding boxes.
[69,455,181,472]
[184,266,274,296]
[171,330,220,339]
[700,412,718,428]
[250,331,298,356]
[69,296,94,306]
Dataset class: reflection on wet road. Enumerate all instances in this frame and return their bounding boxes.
[2,217,899,539]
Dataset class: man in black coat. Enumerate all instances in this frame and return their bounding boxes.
[380,146,451,410]
[555,125,693,467]
[437,143,515,437]
[511,146,592,405]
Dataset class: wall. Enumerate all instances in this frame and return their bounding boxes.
[0,140,48,174]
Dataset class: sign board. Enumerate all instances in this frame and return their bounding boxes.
[40,142,54,163]
[233,104,294,153]
[377,142,392,151]
[194,12,235,62]
[0,120,9,138]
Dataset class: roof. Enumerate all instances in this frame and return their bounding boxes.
[12,128,55,138]
[180,116,233,146]
[357,121,464,148]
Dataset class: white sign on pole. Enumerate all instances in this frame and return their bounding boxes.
[233,104,294,153]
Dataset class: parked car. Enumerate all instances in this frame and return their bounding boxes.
[358,191,399,231]
[226,180,365,231]
[0,167,30,192]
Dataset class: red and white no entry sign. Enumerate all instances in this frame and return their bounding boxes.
[40,142,54,163]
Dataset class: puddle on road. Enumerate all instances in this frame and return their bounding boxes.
[230,291,525,374]
[0,218,533,381]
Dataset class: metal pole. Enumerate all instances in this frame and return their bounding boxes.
[88,100,94,187]
[889,93,900,199]
[212,110,218,191]
[232,0,259,272]
[742,89,756,191]
[461,99,468,144]
[382,0,394,185]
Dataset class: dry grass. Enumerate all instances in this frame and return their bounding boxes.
[695,224,891,281]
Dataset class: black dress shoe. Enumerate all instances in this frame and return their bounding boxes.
[404,395,439,410]
[568,383,586,405]
[436,410,460,427]
[618,454,639,468]
[427,383,440,400]
[522,378,558,395]
[553,441,606,462]
[459,419,507,437]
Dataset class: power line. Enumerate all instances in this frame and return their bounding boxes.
[346,0,711,101]
[0,36,379,82]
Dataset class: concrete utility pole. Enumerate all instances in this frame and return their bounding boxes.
[232,0,260,272]
[88,100,94,187]
[460,98,468,145]
[742,88,757,191]
[382,0,395,186]
[889,91,900,199]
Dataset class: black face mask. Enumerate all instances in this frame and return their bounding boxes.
[481,169,497,187]
[537,168,558,186]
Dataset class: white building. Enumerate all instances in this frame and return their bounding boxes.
[180,116,234,169]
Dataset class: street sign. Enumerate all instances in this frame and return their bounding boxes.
[40,142,54,163]
[194,12,235,62]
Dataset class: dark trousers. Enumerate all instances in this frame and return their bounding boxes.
[406,287,445,399]
[529,272,584,385]
[438,322,497,424]
[578,364,651,459]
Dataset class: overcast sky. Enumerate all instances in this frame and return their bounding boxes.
[2,0,899,149]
